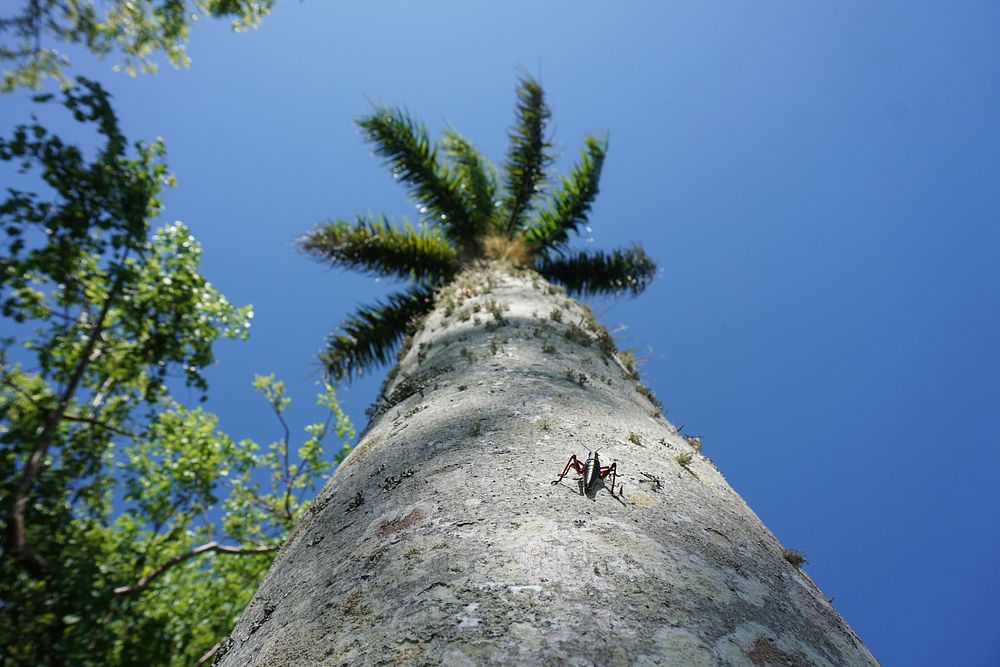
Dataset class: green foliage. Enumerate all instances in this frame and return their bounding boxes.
[502,75,553,232]
[0,78,250,400]
[442,129,498,238]
[1,0,275,90]
[304,76,657,381]
[519,135,607,256]
[357,106,474,251]
[299,214,458,282]
[538,246,657,297]
[321,285,437,381]
[0,81,353,666]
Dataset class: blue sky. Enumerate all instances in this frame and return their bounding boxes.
[2,2,999,664]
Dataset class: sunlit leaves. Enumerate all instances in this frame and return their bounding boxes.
[222,377,352,546]
[253,373,290,413]
[1,0,276,91]
[118,222,253,394]
[0,80,352,666]
[1,82,250,403]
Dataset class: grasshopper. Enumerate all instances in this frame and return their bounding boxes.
[551,450,619,497]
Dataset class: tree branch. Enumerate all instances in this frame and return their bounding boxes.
[89,374,116,411]
[227,479,292,523]
[113,541,277,596]
[6,259,127,575]
[60,412,136,439]
[195,637,224,666]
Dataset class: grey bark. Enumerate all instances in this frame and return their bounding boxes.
[217,263,878,666]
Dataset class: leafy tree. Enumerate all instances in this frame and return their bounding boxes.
[299,75,657,381]
[1,0,276,90]
[0,80,353,665]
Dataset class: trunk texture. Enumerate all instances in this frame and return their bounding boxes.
[217,263,878,666]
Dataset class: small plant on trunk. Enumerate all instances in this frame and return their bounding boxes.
[782,549,809,568]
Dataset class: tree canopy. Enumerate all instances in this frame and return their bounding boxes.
[299,76,657,381]
[1,0,276,90]
[0,80,352,666]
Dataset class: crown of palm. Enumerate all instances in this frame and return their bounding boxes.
[300,76,657,381]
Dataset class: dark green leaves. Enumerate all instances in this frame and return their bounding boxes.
[357,107,474,251]
[299,215,458,282]
[538,246,656,297]
[519,135,607,256]
[321,286,437,381]
[442,129,498,242]
[503,76,553,233]
[0,77,163,318]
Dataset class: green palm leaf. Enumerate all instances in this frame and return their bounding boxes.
[311,78,657,386]
[357,107,475,250]
[321,286,437,381]
[502,75,552,233]
[442,129,498,243]
[537,246,656,297]
[519,135,607,257]
[298,215,458,282]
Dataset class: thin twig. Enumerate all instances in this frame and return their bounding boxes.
[226,480,292,522]
[194,637,224,666]
[290,411,333,490]
[89,375,116,411]
[61,413,136,438]
[271,402,293,519]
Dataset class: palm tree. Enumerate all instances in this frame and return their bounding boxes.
[298,76,654,384]
[217,77,878,666]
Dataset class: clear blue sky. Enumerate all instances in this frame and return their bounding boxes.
[3,2,999,664]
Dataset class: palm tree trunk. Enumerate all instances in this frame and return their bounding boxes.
[217,262,878,666]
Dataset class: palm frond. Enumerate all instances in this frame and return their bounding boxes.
[502,75,552,233]
[298,215,458,282]
[357,107,474,248]
[537,246,656,297]
[519,135,607,257]
[321,286,437,381]
[442,129,498,242]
